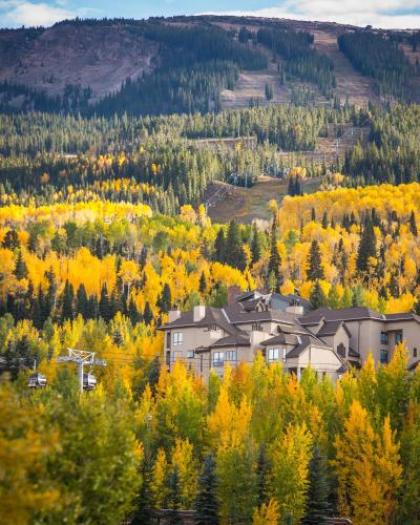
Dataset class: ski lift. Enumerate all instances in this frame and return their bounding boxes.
[28,372,47,389]
[83,372,97,391]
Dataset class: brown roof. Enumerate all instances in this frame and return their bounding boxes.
[300,307,385,324]
[316,320,351,337]
[224,302,298,325]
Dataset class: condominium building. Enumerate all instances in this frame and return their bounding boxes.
[159,291,420,381]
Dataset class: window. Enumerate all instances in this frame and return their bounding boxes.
[252,322,263,331]
[337,343,346,357]
[268,348,279,362]
[395,331,403,344]
[380,332,389,345]
[225,350,237,363]
[166,332,171,348]
[166,350,171,367]
[173,332,183,346]
[380,349,389,364]
[208,324,218,332]
[187,350,195,359]
[213,352,224,367]
[414,347,418,358]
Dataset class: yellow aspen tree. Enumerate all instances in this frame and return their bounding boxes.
[252,499,280,525]
[150,448,169,509]
[170,438,198,509]
[269,423,313,525]
[334,401,402,525]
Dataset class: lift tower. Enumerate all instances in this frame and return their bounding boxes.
[57,348,106,392]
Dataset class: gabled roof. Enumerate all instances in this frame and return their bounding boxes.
[160,306,238,335]
[210,332,250,348]
[286,334,332,358]
[260,333,299,346]
[224,302,298,325]
[300,306,386,324]
[316,320,351,337]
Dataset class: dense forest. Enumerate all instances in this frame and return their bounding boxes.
[256,27,336,98]
[338,31,415,100]
[0,182,419,525]
[0,104,418,213]
[0,18,419,524]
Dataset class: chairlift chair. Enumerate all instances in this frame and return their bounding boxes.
[28,372,47,389]
[83,372,97,391]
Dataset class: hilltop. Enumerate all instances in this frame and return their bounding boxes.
[0,16,418,114]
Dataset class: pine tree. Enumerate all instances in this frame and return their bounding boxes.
[76,284,89,319]
[194,455,219,525]
[307,240,324,281]
[128,298,141,325]
[409,211,417,237]
[356,218,376,274]
[199,272,207,294]
[99,283,111,321]
[268,216,281,289]
[13,250,28,280]
[144,302,154,326]
[45,267,57,320]
[2,229,20,250]
[310,281,327,309]
[256,443,270,506]
[214,229,226,263]
[167,468,183,525]
[302,446,332,525]
[226,220,246,270]
[61,280,74,322]
[158,283,172,313]
[250,223,262,265]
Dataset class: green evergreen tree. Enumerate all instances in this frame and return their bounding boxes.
[250,223,262,265]
[307,240,324,281]
[195,454,219,525]
[158,283,172,313]
[214,229,226,263]
[128,298,141,325]
[256,443,270,506]
[409,210,417,237]
[61,280,74,322]
[143,302,154,326]
[13,250,28,280]
[356,218,376,274]
[226,220,246,271]
[167,468,183,525]
[310,281,327,309]
[302,446,332,525]
[76,284,89,320]
[99,283,112,321]
[199,272,207,294]
[268,216,282,289]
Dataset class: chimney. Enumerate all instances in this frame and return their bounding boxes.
[193,305,206,322]
[228,285,242,305]
[286,305,304,315]
[168,309,181,323]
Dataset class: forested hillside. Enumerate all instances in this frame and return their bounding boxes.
[0,16,418,115]
[0,181,419,524]
[0,14,419,525]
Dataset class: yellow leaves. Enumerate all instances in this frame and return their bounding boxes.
[207,386,252,450]
[252,499,279,525]
[179,204,197,224]
[171,439,198,507]
[334,400,402,525]
[385,293,416,314]
[150,448,169,508]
